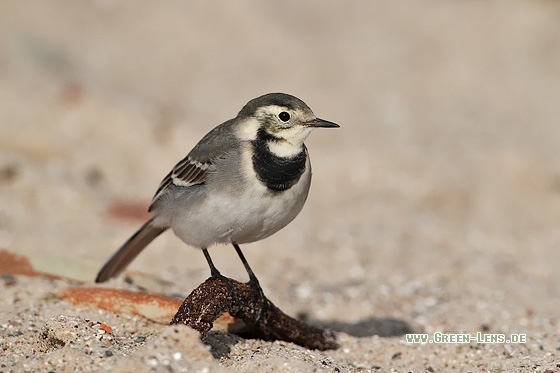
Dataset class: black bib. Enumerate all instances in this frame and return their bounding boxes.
[251,132,307,192]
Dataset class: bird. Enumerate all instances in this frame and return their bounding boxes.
[95,93,339,307]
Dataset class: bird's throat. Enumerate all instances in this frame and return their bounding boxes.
[251,136,307,193]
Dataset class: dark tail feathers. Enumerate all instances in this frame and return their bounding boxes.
[95,218,166,282]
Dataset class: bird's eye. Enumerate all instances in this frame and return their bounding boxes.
[278,112,290,122]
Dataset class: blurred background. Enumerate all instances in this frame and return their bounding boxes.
[1,1,560,323]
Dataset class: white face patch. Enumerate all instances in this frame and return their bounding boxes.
[267,126,313,158]
[245,104,316,158]
[236,117,260,141]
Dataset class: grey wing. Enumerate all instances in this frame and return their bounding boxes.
[148,120,239,211]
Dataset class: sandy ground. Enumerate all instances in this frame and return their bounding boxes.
[1,1,560,372]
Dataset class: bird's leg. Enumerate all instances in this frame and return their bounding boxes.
[232,243,266,323]
[202,248,238,304]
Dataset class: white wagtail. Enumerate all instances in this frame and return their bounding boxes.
[95,93,339,300]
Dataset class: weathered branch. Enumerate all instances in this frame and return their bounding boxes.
[170,277,338,351]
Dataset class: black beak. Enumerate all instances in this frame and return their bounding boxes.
[304,118,340,128]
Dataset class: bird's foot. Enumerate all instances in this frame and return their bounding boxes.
[209,270,240,307]
[247,276,267,324]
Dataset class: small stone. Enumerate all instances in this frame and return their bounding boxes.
[1,273,17,286]
[146,357,158,367]
[99,323,112,334]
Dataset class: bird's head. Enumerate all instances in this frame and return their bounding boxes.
[236,93,339,155]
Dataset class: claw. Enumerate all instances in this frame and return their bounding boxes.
[248,276,266,323]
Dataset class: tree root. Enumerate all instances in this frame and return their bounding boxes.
[170,277,338,350]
